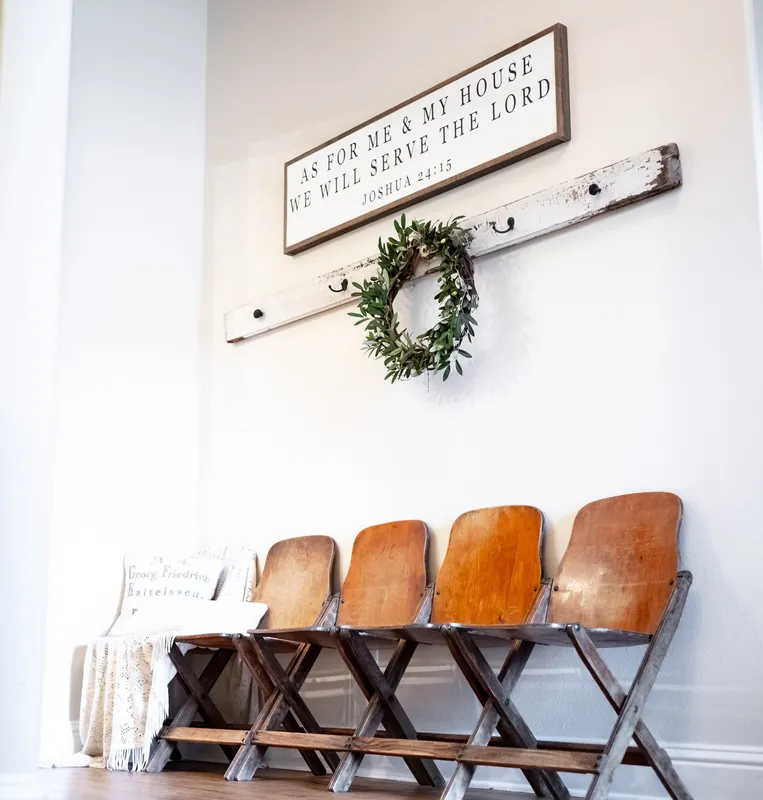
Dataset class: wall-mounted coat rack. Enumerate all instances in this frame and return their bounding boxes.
[225,144,681,343]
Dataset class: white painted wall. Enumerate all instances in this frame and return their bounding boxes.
[38,0,208,763]
[202,1,763,798]
[0,0,73,773]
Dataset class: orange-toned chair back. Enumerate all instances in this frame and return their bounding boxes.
[431,506,543,626]
[549,492,681,634]
[254,536,335,630]
[338,521,428,627]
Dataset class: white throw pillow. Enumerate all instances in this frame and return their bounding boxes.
[109,597,268,637]
[216,547,257,601]
[121,552,225,612]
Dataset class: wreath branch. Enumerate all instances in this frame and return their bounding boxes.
[349,215,479,383]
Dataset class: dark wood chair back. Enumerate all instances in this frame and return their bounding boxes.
[549,492,681,634]
[338,521,428,627]
[431,506,543,626]
[254,535,336,630]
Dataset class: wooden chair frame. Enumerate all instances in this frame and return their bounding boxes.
[245,497,695,800]
[250,507,568,798]
[232,586,446,786]
[230,520,446,787]
[147,596,341,777]
[147,644,238,772]
[147,535,338,777]
[440,570,693,800]
[320,581,569,800]
[225,595,343,780]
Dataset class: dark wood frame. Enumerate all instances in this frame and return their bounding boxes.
[226,595,342,781]
[249,577,695,800]
[284,23,570,255]
[147,596,340,777]
[147,647,238,772]
[231,587,443,785]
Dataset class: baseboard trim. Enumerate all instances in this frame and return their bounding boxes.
[668,743,763,768]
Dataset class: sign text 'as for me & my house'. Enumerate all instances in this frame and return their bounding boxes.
[284,24,570,254]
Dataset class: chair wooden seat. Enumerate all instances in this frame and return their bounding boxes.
[340,623,444,646]
[176,632,305,653]
[175,633,238,650]
[450,622,652,648]
[339,621,651,650]
[251,627,337,649]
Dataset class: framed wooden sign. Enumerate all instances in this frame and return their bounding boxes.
[284,23,570,255]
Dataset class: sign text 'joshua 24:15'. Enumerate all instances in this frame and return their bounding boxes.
[283,24,570,255]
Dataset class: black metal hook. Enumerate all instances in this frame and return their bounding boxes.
[253,309,264,319]
[328,278,348,293]
[588,183,602,196]
[490,217,515,235]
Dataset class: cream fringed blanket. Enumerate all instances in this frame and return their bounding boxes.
[78,635,261,770]
[76,601,267,770]
[79,634,177,770]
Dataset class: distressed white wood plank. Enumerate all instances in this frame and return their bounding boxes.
[225,143,681,343]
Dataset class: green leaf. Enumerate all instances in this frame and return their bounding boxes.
[458,349,472,358]
[455,360,463,376]
[443,365,451,381]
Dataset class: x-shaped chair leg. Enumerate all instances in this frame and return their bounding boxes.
[249,636,341,772]
[443,629,570,800]
[232,636,330,777]
[334,630,444,790]
[226,636,335,780]
[148,647,235,773]
[569,572,693,800]
[329,635,437,792]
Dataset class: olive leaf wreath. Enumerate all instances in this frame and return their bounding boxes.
[349,215,479,382]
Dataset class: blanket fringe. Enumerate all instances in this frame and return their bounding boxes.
[104,633,176,771]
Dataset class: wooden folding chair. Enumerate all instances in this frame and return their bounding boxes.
[234,520,446,788]
[236,507,562,797]
[440,492,694,800]
[255,496,692,800]
[147,534,337,778]
[326,505,569,800]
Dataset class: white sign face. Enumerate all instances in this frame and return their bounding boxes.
[284,24,570,254]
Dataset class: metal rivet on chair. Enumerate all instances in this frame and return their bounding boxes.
[553,585,559,591]
[588,183,602,196]
[253,309,264,319]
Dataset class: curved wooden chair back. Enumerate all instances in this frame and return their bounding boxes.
[549,492,681,634]
[338,520,429,627]
[253,535,336,630]
[431,506,543,626]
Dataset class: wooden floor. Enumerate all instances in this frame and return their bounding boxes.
[2,765,534,800]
